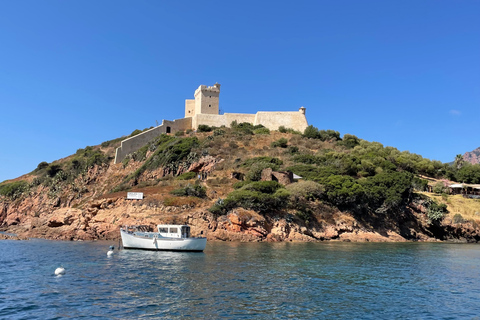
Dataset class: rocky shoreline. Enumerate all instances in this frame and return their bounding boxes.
[2,196,479,243]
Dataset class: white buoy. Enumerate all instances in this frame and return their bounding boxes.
[55,267,65,276]
[107,245,114,256]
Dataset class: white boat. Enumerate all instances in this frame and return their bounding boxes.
[120,224,207,252]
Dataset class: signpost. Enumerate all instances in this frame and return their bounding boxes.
[127,192,144,200]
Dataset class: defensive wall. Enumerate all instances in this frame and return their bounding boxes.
[114,84,308,164]
[114,117,191,164]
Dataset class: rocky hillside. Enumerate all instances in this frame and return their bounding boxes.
[464,147,480,165]
[1,124,479,243]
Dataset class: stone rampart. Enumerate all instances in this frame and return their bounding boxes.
[114,117,192,163]
[254,111,308,132]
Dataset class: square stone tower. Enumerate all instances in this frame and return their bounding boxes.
[195,83,220,115]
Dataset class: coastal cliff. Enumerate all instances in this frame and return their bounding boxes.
[1,125,480,242]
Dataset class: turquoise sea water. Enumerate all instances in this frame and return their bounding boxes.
[0,240,479,319]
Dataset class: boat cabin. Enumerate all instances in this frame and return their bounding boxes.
[157,225,191,238]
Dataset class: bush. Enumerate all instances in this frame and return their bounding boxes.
[230,121,256,135]
[246,162,278,181]
[254,127,270,135]
[426,200,448,223]
[170,184,206,198]
[241,181,283,194]
[0,181,29,199]
[271,138,288,148]
[218,188,289,214]
[128,136,199,181]
[176,172,197,180]
[303,125,320,139]
[130,129,142,137]
[323,175,364,207]
[243,157,283,168]
[175,131,185,136]
[35,161,49,171]
[197,125,213,132]
[286,180,324,201]
[279,126,301,134]
[233,181,251,189]
[47,164,63,178]
[302,125,340,141]
[287,146,299,154]
[339,134,360,149]
[361,171,413,211]
[213,129,225,136]
[433,182,447,194]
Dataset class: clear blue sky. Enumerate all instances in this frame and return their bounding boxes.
[1,1,479,182]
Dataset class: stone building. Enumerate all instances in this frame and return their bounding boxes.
[114,84,308,164]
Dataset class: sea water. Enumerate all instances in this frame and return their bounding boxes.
[0,239,479,319]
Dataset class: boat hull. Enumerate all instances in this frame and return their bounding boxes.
[120,229,207,252]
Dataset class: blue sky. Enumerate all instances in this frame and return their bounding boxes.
[0,1,479,182]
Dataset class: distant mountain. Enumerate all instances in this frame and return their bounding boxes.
[463,147,480,165]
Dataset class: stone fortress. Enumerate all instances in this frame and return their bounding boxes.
[114,84,309,164]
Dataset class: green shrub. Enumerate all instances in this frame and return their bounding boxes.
[197,125,213,132]
[361,171,413,211]
[426,200,448,223]
[302,125,340,141]
[101,137,124,148]
[292,154,320,165]
[128,136,199,181]
[241,181,283,194]
[413,177,429,191]
[233,181,251,189]
[278,126,301,134]
[286,180,324,201]
[170,184,206,198]
[246,162,278,181]
[271,138,288,148]
[213,129,225,136]
[35,161,49,171]
[47,164,63,178]
[176,172,197,180]
[186,129,193,134]
[175,131,185,137]
[221,188,289,214]
[323,175,364,207]
[433,182,447,194]
[339,134,360,149]
[243,157,283,168]
[132,145,148,162]
[130,129,142,137]
[303,125,321,139]
[287,146,299,154]
[0,181,29,199]
[254,127,270,135]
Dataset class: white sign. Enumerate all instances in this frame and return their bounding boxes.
[127,192,144,200]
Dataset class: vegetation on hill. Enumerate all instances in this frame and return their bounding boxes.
[2,121,480,240]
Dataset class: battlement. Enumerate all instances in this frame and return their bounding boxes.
[195,83,221,95]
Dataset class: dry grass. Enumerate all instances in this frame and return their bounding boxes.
[425,193,480,223]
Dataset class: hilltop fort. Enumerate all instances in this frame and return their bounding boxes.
[114,84,308,163]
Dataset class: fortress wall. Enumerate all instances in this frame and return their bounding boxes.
[192,114,228,129]
[192,113,257,129]
[254,111,308,132]
[224,113,256,126]
[114,117,192,164]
